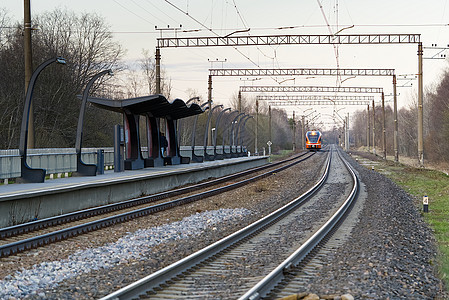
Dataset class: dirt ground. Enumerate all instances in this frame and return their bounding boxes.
[354,146,449,175]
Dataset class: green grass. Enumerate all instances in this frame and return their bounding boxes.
[270,149,294,161]
[380,163,449,289]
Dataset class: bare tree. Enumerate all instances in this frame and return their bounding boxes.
[0,9,125,148]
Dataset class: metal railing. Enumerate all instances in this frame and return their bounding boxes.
[0,146,248,181]
[0,148,114,180]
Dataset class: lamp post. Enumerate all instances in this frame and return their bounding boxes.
[213,107,231,159]
[236,115,251,155]
[230,113,245,157]
[191,101,210,162]
[240,115,253,156]
[73,69,113,177]
[17,57,66,183]
[203,104,223,161]
[223,110,239,158]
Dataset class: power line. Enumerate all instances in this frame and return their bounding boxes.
[164,0,261,68]
[112,0,157,26]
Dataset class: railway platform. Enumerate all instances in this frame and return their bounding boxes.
[0,156,269,228]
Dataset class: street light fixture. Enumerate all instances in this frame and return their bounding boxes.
[17,57,66,183]
[73,69,114,177]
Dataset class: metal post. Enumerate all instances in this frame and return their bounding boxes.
[203,104,223,160]
[292,111,296,151]
[223,110,239,157]
[24,0,34,148]
[236,115,250,155]
[240,116,253,154]
[393,75,399,162]
[114,124,124,173]
[382,92,386,160]
[269,105,272,144]
[155,47,161,94]
[191,102,209,162]
[301,116,305,150]
[255,99,259,155]
[208,75,213,146]
[346,114,350,151]
[230,113,245,157]
[418,42,424,166]
[367,104,370,151]
[238,91,242,112]
[372,99,376,155]
[213,107,231,158]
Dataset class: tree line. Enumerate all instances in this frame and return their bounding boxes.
[350,68,449,164]
[0,8,300,154]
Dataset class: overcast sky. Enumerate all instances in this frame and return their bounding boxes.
[3,0,449,126]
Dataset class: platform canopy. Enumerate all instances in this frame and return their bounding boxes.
[87,94,204,120]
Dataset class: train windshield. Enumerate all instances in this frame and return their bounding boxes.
[306,131,320,143]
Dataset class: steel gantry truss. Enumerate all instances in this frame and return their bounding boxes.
[263,100,370,106]
[157,34,420,48]
[210,68,395,77]
[256,95,374,102]
[225,68,397,161]
[242,85,387,159]
[240,85,383,94]
[155,33,423,165]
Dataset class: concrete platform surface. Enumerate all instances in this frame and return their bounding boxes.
[0,156,269,227]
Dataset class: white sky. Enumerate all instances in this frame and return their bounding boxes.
[3,0,449,128]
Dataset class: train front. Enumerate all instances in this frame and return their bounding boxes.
[305,130,322,150]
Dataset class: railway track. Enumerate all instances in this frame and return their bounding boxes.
[0,151,317,258]
[99,145,359,299]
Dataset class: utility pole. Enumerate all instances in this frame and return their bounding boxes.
[155,48,161,94]
[301,116,305,150]
[393,75,399,162]
[24,0,34,148]
[417,42,424,166]
[346,113,350,151]
[292,111,296,151]
[238,91,242,112]
[367,104,370,151]
[268,106,272,144]
[372,99,376,155]
[255,99,259,155]
[382,92,386,160]
[207,75,213,146]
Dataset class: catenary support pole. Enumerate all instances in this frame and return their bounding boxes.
[208,75,213,146]
[292,111,296,151]
[255,99,259,155]
[372,99,376,155]
[418,42,424,166]
[367,104,370,151]
[393,74,399,162]
[269,105,272,144]
[155,48,161,94]
[382,92,386,160]
[24,0,34,148]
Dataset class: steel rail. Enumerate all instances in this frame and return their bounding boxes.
[239,146,359,300]
[0,151,318,258]
[99,150,331,300]
[0,152,309,240]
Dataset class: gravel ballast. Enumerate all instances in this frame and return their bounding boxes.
[0,150,445,299]
[0,153,326,299]
[296,150,444,299]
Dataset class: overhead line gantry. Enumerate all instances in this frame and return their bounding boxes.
[240,86,383,94]
[155,33,423,165]
[244,85,387,159]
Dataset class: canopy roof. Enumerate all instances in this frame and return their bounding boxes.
[87,94,204,120]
